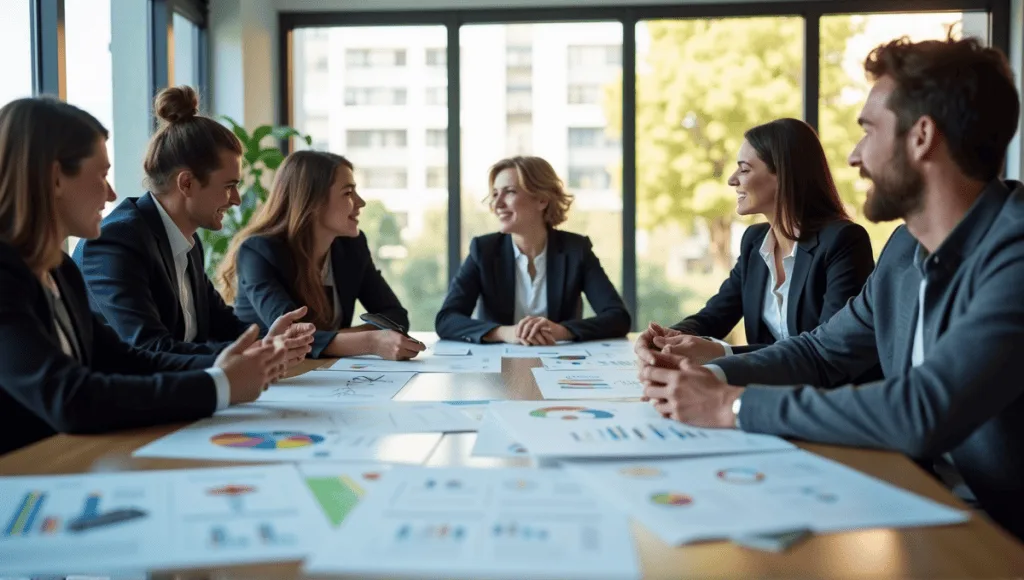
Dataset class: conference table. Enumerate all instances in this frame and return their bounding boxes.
[2,348,1024,579]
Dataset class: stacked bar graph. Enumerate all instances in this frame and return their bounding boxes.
[5,491,46,537]
[569,423,711,443]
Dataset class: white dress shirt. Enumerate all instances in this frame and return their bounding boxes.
[151,196,229,410]
[152,195,199,343]
[512,242,548,323]
[320,248,343,329]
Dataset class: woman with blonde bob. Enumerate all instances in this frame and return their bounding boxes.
[436,155,630,344]
[0,97,284,455]
[220,150,423,360]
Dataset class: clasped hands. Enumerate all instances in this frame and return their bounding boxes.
[490,316,572,346]
[635,322,743,429]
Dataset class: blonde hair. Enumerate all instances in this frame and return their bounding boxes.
[218,150,353,329]
[487,156,574,227]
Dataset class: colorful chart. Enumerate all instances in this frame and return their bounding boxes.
[555,355,588,361]
[556,376,611,389]
[207,484,257,497]
[650,492,694,507]
[396,523,466,542]
[618,466,665,479]
[5,490,45,537]
[306,476,366,527]
[569,423,708,442]
[529,406,615,420]
[716,468,766,484]
[210,431,325,450]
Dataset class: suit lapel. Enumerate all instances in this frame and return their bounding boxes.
[137,194,187,338]
[786,232,819,336]
[546,231,566,323]
[496,236,517,323]
[891,266,921,372]
[743,230,770,342]
[52,266,90,366]
[187,241,208,341]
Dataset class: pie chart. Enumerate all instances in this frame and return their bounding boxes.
[210,431,325,450]
[529,406,615,419]
[650,492,694,507]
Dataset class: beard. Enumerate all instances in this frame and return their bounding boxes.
[862,141,925,223]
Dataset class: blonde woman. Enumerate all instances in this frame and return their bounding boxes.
[436,156,630,345]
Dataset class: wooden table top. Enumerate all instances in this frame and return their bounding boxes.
[2,356,1023,579]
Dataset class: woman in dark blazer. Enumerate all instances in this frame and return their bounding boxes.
[0,98,283,455]
[436,156,631,344]
[637,118,875,364]
[219,151,422,360]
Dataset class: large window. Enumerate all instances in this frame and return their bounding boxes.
[634,17,803,338]
[0,0,32,107]
[460,22,624,315]
[818,11,991,260]
[293,26,448,331]
[173,12,202,88]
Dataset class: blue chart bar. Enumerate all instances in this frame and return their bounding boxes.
[259,523,275,544]
[5,491,46,536]
[632,428,646,440]
[648,424,666,439]
[606,427,619,440]
[80,493,100,520]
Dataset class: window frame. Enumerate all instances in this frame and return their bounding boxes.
[278,0,1010,328]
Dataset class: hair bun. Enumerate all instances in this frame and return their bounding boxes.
[155,86,200,123]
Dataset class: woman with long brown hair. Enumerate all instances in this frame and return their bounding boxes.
[636,118,876,365]
[0,97,284,455]
[219,150,422,360]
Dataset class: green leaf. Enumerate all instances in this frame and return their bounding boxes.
[269,126,303,140]
[304,135,313,146]
[260,149,285,170]
[250,126,273,148]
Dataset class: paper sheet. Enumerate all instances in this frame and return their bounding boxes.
[298,463,392,528]
[132,404,453,463]
[325,352,501,373]
[531,368,643,399]
[502,344,592,358]
[489,400,794,460]
[563,449,969,545]
[303,466,640,580]
[539,354,638,371]
[256,370,414,405]
[0,465,330,576]
[470,409,530,458]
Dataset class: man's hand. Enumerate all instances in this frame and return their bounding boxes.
[635,321,682,357]
[638,358,743,428]
[653,335,727,365]
[217,325,289,405]
[253,306,315,380]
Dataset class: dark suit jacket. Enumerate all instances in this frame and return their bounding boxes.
[672,220,875,354]
[72,193,250,355]
[435,229,631,343]
[0,245,218,455]
[713,180,1024,540]
[233,233,409,358]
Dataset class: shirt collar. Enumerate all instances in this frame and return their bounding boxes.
[512,241,547,265]
[151,194,195,258]
[321,247,334,287]
[914,179,1011,274]
[758,228,799,263]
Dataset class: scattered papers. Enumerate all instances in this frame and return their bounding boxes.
[303,466,640,580]
[471,409,529,458]
[502,343,592,358]
[326,352,501,374]
[132,403,458,463]
[256,370,414,405]
[0,465,330,576]
[489,400,794,460]
[563,450,969,545]
[531,368,643,400]
[298,463,391,528]
[539,353,637,371]
[431,343,472,356]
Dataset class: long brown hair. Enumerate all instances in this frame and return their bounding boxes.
[0,97,107,273]
[218,150,352,329]
[144,86,242,191]
[744,118,849,242]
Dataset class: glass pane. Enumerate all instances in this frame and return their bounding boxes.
[460,22,624,317]
[173,12,201,87]
[65,0,115,196]
[0,0,33,106]
[819,12,989,259]
[634,17,804,341]
[293,26,448,331]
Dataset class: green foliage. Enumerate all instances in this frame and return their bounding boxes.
[198,117,312,278]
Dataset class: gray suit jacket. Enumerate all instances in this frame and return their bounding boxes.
[712,180,1024,540]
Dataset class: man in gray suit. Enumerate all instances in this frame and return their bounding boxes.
[636,36,1024,540]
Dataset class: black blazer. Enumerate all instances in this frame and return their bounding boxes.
[0,245,218,455]
[435,230,631,343]
[233,233,409,358]
[672,220,875,354]
[72,193,250,355]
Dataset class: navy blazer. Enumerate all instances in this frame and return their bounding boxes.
[0,245,218,455]
[233,233,409,358]
[435,229,631,343]
[713,180,1024,540]
[672,220,875,354]
[72,193,250,355]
